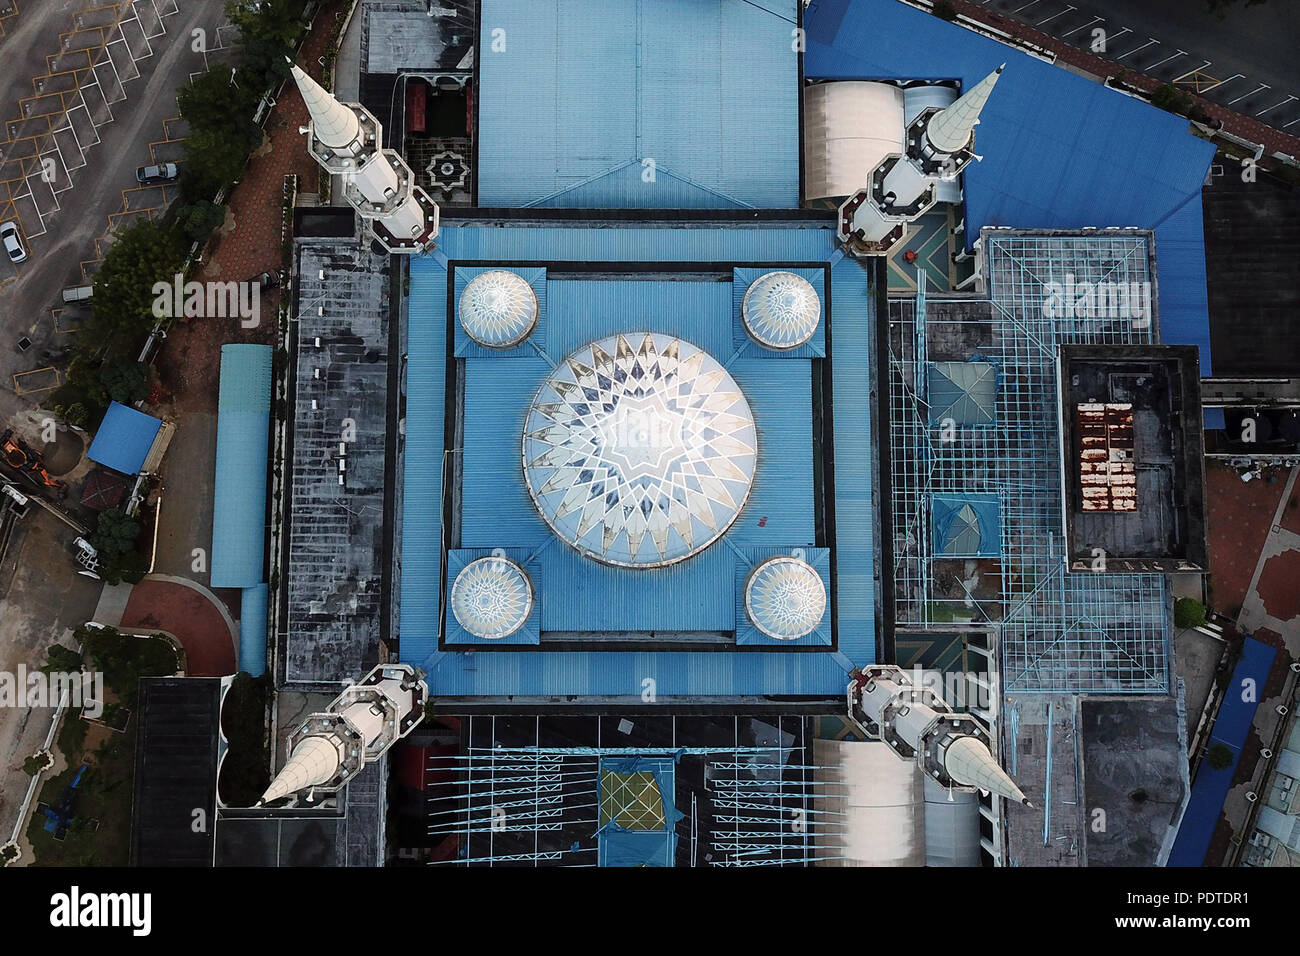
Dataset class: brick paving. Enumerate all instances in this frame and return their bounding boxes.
[946,0,1300,160]
[1205,461,1289,617]
[121,578,236,677]
[1258,550,1300,623]
[155,0,348,417]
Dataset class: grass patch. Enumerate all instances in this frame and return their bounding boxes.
[26,632,176,865]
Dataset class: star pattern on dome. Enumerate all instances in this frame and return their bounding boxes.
[459,270,538,348]
[523,333,757,567]
[450,556,534,639]
[741,272,820,350]
[744,556,827,640]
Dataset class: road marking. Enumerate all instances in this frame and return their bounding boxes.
[1036,5,1075,27]
[1283,117,1300,129]
[1013,0,1042,12]
[1255,95,1297,117]
[1200,73,1243,94]
[1172,61,1213,84]
[1061,15,1101,37]
[1106,26,1133,45]
[1148,49,1187,71]
[1227,84,1269,106]
[1115,38,1159,61]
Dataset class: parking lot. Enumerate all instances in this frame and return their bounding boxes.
[0,1,233,426]
[971,0,1300,133]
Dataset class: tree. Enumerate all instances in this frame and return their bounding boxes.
[44,644,83,674]
[99,359,150,405]
[224,0,311,90]
[932,0,959,20]
[89,219,186,349]
[175,200,228,244]
[89,508,140,559]
[61,403,88,428]
[177,69,263,196]
[1175,598,1208,630]
[1206,743,1234,771]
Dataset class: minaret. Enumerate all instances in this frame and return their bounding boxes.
[848,664,1030,805]
[837,66,1005,256]
[288,62,439,254]
[258,664,429,806]
[923,64,1004,157]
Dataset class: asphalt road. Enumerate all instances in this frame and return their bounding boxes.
[972,0,1300,130]
[0,1,232,427]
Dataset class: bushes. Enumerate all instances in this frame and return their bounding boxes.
[77,626,177,711]
[1206,743,1234,771]
[1174,597,1208,630]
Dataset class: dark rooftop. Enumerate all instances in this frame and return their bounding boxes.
[1080,697,1188,866]
[280,240,394,687]
[1059,345,1209,573]
[1202,165,1300,377]
[130,678,221,867]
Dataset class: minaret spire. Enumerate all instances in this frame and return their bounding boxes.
[257,665,428,806]
[943,734,1031,805]
[289,63,362,152]
[847,665,1032,807]
[286,59,438,253]
[925,64,1004,155]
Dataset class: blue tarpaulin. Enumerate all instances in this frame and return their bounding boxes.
[1168,638,1277,866]
[87,401,162,476]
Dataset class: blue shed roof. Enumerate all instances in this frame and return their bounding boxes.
[87,401,162,476]
[1169,638,1277,866]
[239,584,268,677]
[399,221,875,697]
[210,344,272,590]
[477,0,800,209]
[804,0,1215,372]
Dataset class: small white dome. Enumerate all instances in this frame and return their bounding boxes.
[458,270,538,348]
[741,272,820,351]
[450,556,534,639]
[744,556,827,640]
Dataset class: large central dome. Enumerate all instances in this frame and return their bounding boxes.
[523,333,757,567]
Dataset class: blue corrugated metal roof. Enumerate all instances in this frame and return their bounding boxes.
[458,276,814,632]
[477,0,800,209]
[87,401,162,476]
[210,344,272,589]
[805,0,1215,372]
[239,584,268,677]
[399,222,877,696]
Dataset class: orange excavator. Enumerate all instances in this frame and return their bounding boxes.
[1,429,64,491]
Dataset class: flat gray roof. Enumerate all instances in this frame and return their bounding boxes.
[283,239,393,686]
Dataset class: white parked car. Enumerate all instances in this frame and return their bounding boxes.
[0,221,26,263]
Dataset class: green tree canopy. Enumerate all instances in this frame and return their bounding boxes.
[89,508,141,559]
[89,218,186,350]
[1174,598,1208,630]
[1206,743,1234,771]
[99,359,150,405]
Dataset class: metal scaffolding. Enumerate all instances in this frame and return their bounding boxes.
[887,230,1171,694]
[425,715,831,866]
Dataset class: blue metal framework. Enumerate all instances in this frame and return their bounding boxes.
[888,231,1171,694]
